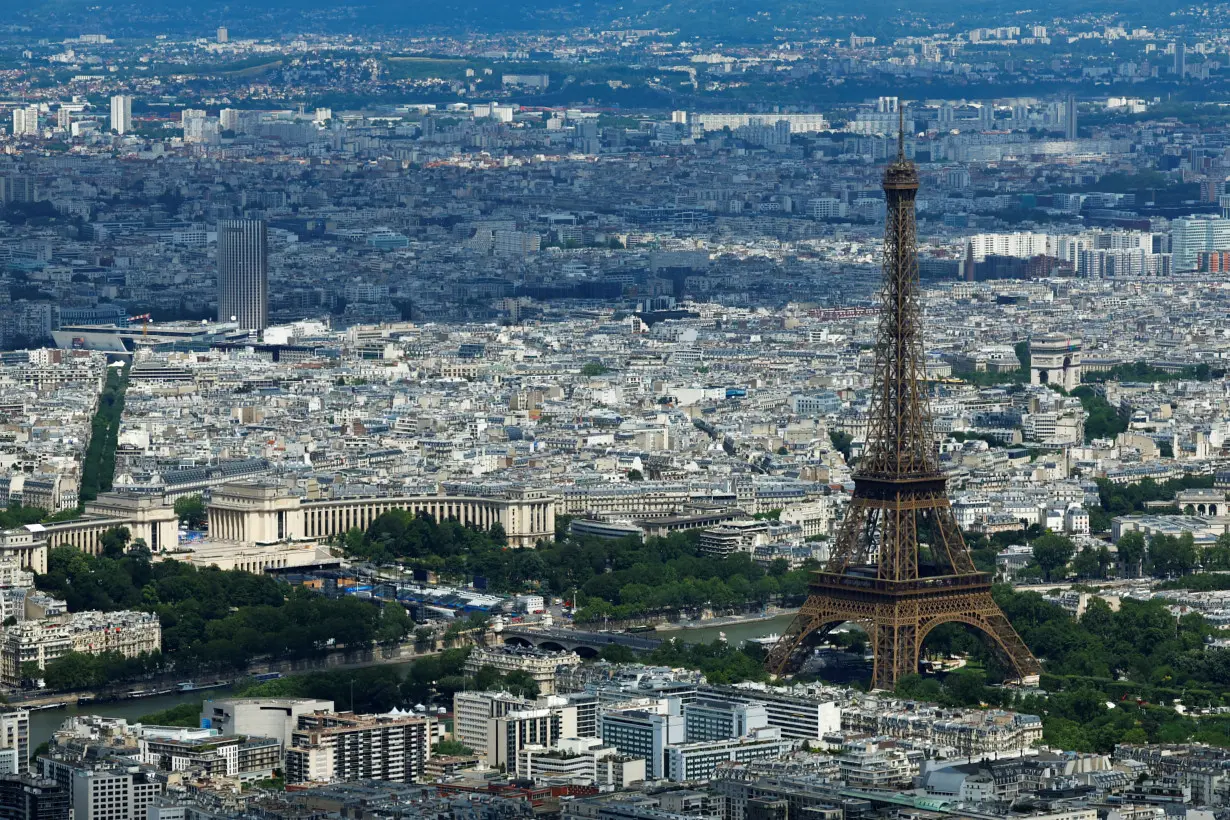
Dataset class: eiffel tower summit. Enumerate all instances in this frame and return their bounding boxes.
[765,112,1041,691]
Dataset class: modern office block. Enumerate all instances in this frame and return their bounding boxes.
[683,699,768,742]
[217,219,268,332]
[599,709,683,780]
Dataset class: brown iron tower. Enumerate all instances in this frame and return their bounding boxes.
[765,114,1041,690]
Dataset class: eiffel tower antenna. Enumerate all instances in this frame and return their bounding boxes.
[898,105,904,159]
[764,105,1041,690]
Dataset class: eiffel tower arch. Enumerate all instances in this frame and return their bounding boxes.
[765,113,1041,691]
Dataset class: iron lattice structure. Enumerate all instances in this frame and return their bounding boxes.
[765,122,1041,690]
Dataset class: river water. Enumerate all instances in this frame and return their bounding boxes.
[28,614,801,748]
[27,687,237,750]
[656,612,797,646]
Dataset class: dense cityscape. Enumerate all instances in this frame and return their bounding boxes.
[5,1,1230,819]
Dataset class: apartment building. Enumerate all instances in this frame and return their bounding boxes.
[683,699,769,743]
[464,646,581,696]
[452,690,531,753]
[64,767,162,820]
[488,705,577,775]
[1,611,161,686]
[285,712,431,785]
[665,729,793,783]
[516,737,645,788]
[0,709,30,774]
[835,739,919,788]
[137,734,279,782]
[0,772,69,820]
[694,685,841,743]
[199,697,335,753]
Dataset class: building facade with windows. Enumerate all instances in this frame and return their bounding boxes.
[285,712,431,785]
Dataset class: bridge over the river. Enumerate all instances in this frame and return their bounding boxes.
[497,626,663,657]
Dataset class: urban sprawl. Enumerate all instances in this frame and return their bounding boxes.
[3,7,1230,820]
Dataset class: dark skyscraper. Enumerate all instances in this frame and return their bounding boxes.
[765,113,1040,690]
[217,219,268,332]
[1065,95,1077,140]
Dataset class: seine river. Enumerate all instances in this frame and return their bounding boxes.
[28,614,799,748]
[655,612,797,646]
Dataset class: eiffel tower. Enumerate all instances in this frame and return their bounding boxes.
[765,112,1041,690]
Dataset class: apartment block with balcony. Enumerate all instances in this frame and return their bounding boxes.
[285,711,431,785]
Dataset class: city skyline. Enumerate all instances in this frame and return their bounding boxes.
[0,4,1230,819]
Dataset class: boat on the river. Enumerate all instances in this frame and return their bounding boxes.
[28,701,69,712]
[176,681,229,693]
[748,633,782,647]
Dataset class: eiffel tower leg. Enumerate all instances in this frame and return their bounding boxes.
[765,596,870,678]
[872,602,920,691]
[766,599,829,677]
[915,594,1042,682]
[961,595,1042,680]
[979,610,1042,679]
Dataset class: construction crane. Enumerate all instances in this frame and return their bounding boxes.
[127,313,151,336]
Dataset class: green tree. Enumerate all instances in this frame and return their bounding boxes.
[99,526,131,559]
[1014,340,1031,373]
[376,602,413,645]
[42,653,103,690]
[1031,532,1076,581]
[1071,386,1127,442]
[895,672,943,702]
[239,664,423,714]
[33,545,387,682]
[504,670,540,699]
[1071,546,1102,579]
[829,431,855,461]
[1097,545,1113,577]
[941,669,990,706]
[173,495,207,530]
[599,644,636,663]
[19,661,42,686]
[1205,532,1230,571]
[0,505,49,529]
[1086,506,1112,534]
[1149,532,1199,578]
[472,664,503,691]
[580,362,609,377]
[139,702,204,727]
[1117,531,1147,577]
[79,366,128,502]
[648,639,767,686]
